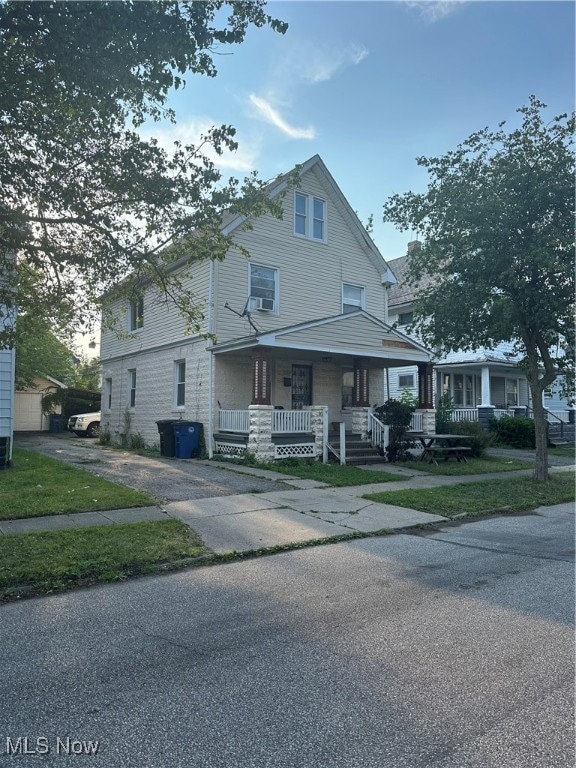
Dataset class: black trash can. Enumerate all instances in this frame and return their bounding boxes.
[173,422,202,459]
[0,436,8,469]
[156,420,178,457]
[49,413,64,433]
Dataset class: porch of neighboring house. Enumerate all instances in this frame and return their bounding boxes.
[211,344,435,464]
[436,364,575,443]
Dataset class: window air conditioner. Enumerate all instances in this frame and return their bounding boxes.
[250,297,274,311]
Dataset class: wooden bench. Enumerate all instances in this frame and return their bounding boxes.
[422,446,472,465]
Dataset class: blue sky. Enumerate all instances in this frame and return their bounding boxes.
[157,0,574,259]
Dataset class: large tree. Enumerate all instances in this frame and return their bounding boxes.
[14,314,76,389]
[0,1,288,345]
[383,98,575,481]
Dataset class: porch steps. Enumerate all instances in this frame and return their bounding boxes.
[547,422,575,447]
[327,433,385,465]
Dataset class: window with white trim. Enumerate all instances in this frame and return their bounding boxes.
[129,298,144,331]
[249,264,278,313]
[398,374,414,388]
[342,284,365,313]
[174,360,186,408]
[128,369,136,408]
[294,192,326,241]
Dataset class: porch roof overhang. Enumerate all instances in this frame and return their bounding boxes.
[210,310,433,367]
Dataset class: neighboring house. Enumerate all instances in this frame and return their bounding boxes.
[100,155,434,461]
[386,244,574,429]
[0,301,16,466]
[14,375,67,432]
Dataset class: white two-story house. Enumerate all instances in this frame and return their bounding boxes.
[100,155,433,461]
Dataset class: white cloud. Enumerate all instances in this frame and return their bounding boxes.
[405,1,466,23]
[141,118,260,173]
[248,95,316,140]
[305,42,369,83]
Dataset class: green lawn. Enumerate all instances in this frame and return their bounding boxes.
[364,471,575,518]
[399,455,533,475]
[1,449,155,519]
[260,460,400,486]
[0,519,207,600]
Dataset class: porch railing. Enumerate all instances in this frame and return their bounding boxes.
[407,412,423,432]
[368,411,389,450]
[273,409,312,433]
[218,409,312,434]
[218,410,250,433]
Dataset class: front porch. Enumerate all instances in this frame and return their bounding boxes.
[209,311,436,463]
[213,405,433,463]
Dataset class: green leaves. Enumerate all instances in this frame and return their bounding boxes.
[0,1,288,345]
[382,97,575,479]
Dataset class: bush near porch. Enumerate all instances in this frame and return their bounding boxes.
[444,419,493,457]
[490,415,535,449]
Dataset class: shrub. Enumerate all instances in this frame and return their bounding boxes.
[374,398,416,462]
[436,393,454,433]
[447,419,492,458]
[129,432,146,451]
[98,427,111,446]
[490,415,535,448]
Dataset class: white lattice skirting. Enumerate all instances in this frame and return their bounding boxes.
[214,443,247,456]
[274,443,316,459]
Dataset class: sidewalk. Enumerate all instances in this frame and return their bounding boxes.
[2,460,573,554]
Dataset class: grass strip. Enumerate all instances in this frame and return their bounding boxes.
[1,449,155,519]
[399,455,533,475]
[363,471,575,518]
[246,460,400,486]
[0,519,206,600]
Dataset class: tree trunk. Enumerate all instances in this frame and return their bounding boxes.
[530,381,549,482]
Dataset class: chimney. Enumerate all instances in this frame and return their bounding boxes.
[407,240,421,254]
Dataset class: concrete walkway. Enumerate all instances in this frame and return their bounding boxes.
[2,459,573,554]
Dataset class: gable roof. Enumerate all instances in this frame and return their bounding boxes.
[222,155,397,287]
[211,310,431,364]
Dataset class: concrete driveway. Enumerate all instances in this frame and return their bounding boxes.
[14,432,291,503]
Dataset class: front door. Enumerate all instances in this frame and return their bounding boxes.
[292,365,312,410]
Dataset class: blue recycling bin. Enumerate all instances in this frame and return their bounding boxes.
[49,413,64,433]
[173,422,202,459]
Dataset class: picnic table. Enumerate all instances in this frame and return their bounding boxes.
[411,433,472,465]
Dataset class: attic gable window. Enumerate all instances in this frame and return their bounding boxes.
[342,284,365,313]
[129,298,144,331]
[294,192,326,242]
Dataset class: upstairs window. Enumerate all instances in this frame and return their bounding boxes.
[342,284,365,313]
[130,298,144,331]
[175,361,186,408]
[294,192,326,242]
[249,264,278,313]
[398,311,413,326]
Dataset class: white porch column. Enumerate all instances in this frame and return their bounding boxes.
[480,366,493,407]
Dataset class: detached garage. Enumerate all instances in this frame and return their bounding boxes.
[14,376,67,432]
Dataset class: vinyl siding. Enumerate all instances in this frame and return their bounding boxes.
[101,262,211,361]
[0,348,15,437]
[213,165,388,343]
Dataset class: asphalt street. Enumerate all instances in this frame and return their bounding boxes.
[1,505,574,768]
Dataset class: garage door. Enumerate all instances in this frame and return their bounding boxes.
[14,392,44,431]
